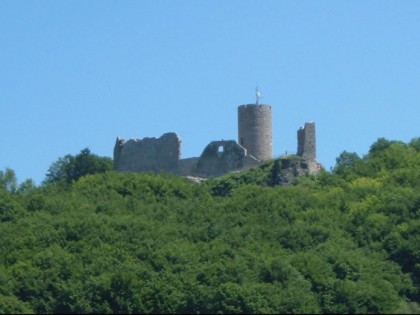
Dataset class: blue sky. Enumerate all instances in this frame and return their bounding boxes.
[1,0,420,184]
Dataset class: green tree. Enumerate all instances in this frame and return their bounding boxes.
[333,151,361,178]
[0,294,33,314]
[0,168,17,192]
[2,137,420,313]
[44,148,113,184]
[369,137,396,156]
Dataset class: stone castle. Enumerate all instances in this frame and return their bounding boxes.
[113,99,322,180]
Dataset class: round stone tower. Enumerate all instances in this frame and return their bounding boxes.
[238,104,272,161]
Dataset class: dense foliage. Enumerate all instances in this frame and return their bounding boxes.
[44,148,113,184]
[1,138,420,314]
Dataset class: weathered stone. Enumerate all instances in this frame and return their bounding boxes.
[178,157,199,176]
[113,104,322,180]
[185,176,206,184]
[114,132,180,173]
[193,140,261,178]
[238,104,272,161]
[297,122,316,161]
[113,134,263,178]
[273,156,324,185]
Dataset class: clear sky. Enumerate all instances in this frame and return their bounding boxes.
[1,0,420,184]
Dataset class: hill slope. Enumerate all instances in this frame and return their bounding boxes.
[0,137,420,314]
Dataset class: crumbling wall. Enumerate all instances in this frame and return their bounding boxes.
[113,135,261,178]
[193,140,260,178]
[178,157,199,176]
[297,122,316,161]
[114,132,181,173]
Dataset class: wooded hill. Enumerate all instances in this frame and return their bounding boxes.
[1,138,420,314]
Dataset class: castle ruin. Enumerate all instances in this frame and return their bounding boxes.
[297,122,316,161]
[113,100,322,179]
[238,104,272,161]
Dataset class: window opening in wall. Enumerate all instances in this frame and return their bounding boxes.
[218,146,224,153]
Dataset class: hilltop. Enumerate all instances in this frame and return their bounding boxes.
[0,137,420,314]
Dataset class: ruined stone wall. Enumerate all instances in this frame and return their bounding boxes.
[113,133,261,178]
[114,132,180,173]
[113,110,319,179]
[238,104,272,161]
[297,122,316,161]
[193,140,260,178]
[178,157,199,176]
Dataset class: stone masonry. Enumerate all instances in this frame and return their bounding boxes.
[113,103,321,179]
[114,136,261,178]
[114,132,180,173]
[238,104,272,161]
[193,140,260,178]
[297,122,316,161]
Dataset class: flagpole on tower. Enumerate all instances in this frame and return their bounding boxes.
[255,85,261,105]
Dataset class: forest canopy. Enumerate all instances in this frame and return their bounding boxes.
[0,137,420,314]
